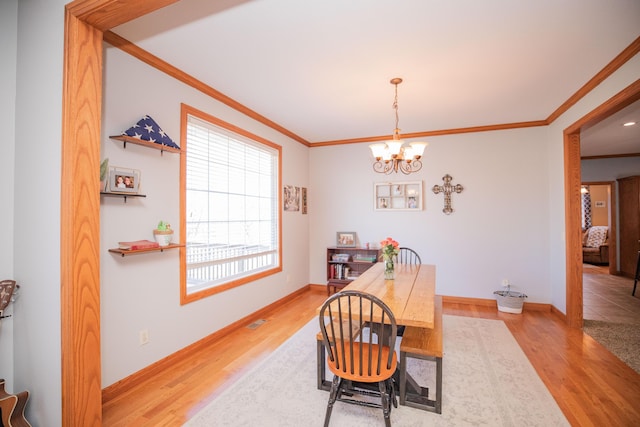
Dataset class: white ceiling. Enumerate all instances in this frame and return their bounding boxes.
[112,0,640,155]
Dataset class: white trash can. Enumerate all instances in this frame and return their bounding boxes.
[493,286,527,314]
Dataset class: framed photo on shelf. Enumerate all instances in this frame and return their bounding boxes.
[336,231,356,247]
[108,167,141,194]
[374,181,423,211]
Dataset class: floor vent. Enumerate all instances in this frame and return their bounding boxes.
[246,319,267,330]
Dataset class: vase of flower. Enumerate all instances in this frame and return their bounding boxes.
[384,257,395,280]
[380,237,400,280]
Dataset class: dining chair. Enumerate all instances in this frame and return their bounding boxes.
[318,290,398,427]
[397,247,421,264]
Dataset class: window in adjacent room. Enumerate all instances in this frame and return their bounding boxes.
[180,104,282,304]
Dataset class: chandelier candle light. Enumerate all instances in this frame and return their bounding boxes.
[369,78,428,175]
[380,237,400,280]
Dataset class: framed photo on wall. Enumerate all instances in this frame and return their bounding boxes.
[301,187,308,214]
[108,167,141,194]
[374,181,423,211]
[284,185,300,211]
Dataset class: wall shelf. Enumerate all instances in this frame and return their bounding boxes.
[100,192,146,203]
[108,244,183,257]
[110,135,181,154]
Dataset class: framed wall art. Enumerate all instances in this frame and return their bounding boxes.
[374,181,423,211]
[301,187,307,214]
[284,185,300,211]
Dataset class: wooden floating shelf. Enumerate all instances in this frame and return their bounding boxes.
[100,192,147,202]
[110,135,181,154]
[108,244,183,257]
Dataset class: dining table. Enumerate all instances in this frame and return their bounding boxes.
[340,261,436,329]
[317,261,438,408]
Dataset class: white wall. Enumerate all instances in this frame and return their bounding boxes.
[581,157,640,182]
[309,127,551,301]
[100,47,310,387]
[12,0,66,424]
[0,0,18,390]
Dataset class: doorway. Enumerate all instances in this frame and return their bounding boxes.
[580,181,617,275]
[564,80,640,329]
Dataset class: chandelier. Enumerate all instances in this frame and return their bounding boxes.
[369,78,428,174]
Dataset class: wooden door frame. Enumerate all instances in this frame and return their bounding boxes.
[563,80,640,328]
[62,0,177,424]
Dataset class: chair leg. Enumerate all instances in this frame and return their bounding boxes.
[633,251,640,296]
[324,376,340,427]
[378,381,392,427]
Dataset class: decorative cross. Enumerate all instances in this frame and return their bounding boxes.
[432,174,464,215]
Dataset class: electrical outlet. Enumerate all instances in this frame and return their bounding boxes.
[501,279,509,287]
[139,329,149,346]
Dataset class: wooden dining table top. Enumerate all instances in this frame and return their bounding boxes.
[321,262,436,329]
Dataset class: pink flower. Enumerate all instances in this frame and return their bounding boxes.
[380,237,399,248]
[380,237,400,259]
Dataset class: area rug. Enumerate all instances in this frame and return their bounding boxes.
[184,315,569,426]
[583,319,640,374]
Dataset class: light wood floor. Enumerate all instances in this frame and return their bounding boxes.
[583,264,640,324]
[102,287,640,426]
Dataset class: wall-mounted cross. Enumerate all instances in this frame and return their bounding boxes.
[432,174,464,215]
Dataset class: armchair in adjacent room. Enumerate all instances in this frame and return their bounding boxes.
[582,226,609,265]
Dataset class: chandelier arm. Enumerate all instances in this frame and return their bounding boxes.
[373,161,393,174]
[397,159,422,175]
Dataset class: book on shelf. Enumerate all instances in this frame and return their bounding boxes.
[118,239,160,250]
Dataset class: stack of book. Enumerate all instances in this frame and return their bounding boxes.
[118,239,160,250]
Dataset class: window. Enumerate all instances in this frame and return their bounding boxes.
[180,104,282,303]
[581,185,591,230]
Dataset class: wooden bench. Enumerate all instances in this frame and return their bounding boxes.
[399,295,443,413]
[316,320,363,391]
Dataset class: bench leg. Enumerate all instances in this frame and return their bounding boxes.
[399,351,407,405]
[399,352,442,414]
[434,356,442,414]
[317,340,331,391]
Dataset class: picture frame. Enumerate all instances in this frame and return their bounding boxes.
[108,167,141,193]
[284,185,300,211]
[301,187,308,214]
[336,231,356,247]
[374,181,423,211]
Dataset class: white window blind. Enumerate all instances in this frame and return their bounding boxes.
[185,114,279,294]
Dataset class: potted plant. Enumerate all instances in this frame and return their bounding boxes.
[99,158,109,192]
[153,221,174,246]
